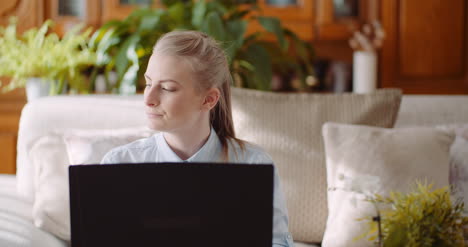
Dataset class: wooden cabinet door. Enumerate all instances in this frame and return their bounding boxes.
[101,0,164,23]
[0,86,26,175]
[315,0,377,40]
[44,0,101,36]
[0,0,42,174]
[258,0,315,41]
[0,0,44,32]
[381,0,468,94]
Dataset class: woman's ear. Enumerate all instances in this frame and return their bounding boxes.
[202,88,220,111]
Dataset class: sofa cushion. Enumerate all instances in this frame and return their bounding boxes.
[17,95,145,203]
[29,127,153,240]
[438,124,468,212]
[0,175,67,247]
[321,123,454,247]
[230,88,402,243]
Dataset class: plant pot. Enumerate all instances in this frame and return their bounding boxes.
[25,78,51,102]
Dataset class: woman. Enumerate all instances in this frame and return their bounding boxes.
[101,30,294,247]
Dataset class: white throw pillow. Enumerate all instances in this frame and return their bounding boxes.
[30,127,154,240]
[321,122,454,247]
[438,124,468,211]
[231,88,402,242]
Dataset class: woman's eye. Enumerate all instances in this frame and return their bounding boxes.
[162,87,175,92]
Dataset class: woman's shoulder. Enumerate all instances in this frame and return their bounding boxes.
[228,139,273,164]
[101,134,158,163]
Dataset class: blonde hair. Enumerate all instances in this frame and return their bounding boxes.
[152,30,244,159]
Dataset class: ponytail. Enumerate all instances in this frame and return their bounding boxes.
[211,78,244,160]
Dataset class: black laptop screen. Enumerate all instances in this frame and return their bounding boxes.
[69,163,273,247]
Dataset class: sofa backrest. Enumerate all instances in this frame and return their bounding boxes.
[15,89,467,242]
[395,95,468,127]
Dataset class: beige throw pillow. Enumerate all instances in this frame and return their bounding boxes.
[321,122,454,247]
[30,127,154,240]
[438,124,468,212]
[230,88,402,242]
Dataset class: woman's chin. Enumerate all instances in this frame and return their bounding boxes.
[147,122,165,131]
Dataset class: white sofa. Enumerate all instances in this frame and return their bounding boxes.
[1,88,468,247]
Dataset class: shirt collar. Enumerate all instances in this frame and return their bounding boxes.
[156,127,222,162]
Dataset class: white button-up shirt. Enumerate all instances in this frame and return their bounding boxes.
[101,128,294,247]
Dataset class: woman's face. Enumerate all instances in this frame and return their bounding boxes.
[144,54,206,132]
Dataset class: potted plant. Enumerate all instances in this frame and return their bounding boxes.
[89,0,315,94]
[0,17,97,101]
[359,182,468,247]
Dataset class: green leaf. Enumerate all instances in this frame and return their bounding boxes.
[206,1,228,14]
[115,34,140,82]
[224,20,247,62]
[161,0,178,7]
[168,2,185,24]
[226,19,247,44]
[191,0,207,28]
[95,28,120,65]
[33,20,52,49]
[227,9,250,21]
[138,15,161,32]
[201,12,226,42]
[126,8,154,21]
[244,44,272,90]
[258,16,288,51]
[238,60,255,71]
[89,26,110,48]
[119,34,140,94]
[120,63,139,94]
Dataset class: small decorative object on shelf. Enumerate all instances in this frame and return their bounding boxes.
[349,21,385,94]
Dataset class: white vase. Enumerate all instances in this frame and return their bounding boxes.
[25,78,51,102]
[352,51,377,94]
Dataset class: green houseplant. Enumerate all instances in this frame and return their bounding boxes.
[89,0,315,94]
[359,182,468,247]
[0,17,97,99]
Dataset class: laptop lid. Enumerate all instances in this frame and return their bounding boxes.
[69,163,273,247]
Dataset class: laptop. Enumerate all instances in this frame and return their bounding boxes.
[69,162,274,247]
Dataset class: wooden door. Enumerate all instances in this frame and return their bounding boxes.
[380,0,468,94]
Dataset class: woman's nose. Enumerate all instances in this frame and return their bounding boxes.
[144,87,160,107]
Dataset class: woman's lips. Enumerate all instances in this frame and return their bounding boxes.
[146,112,164,118]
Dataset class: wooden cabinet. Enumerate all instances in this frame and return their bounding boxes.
[316,0,374,40]
[98,0,368,42]
[257,0,372,41]
[252,0,315,41]
[0,0,44,32]
[380,0,468,94]
[0,87,26,175]
[0,1,39,174]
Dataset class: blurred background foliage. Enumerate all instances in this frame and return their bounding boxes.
[89,0,316,94]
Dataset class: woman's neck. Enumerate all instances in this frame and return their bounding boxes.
[163,123,211,160]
